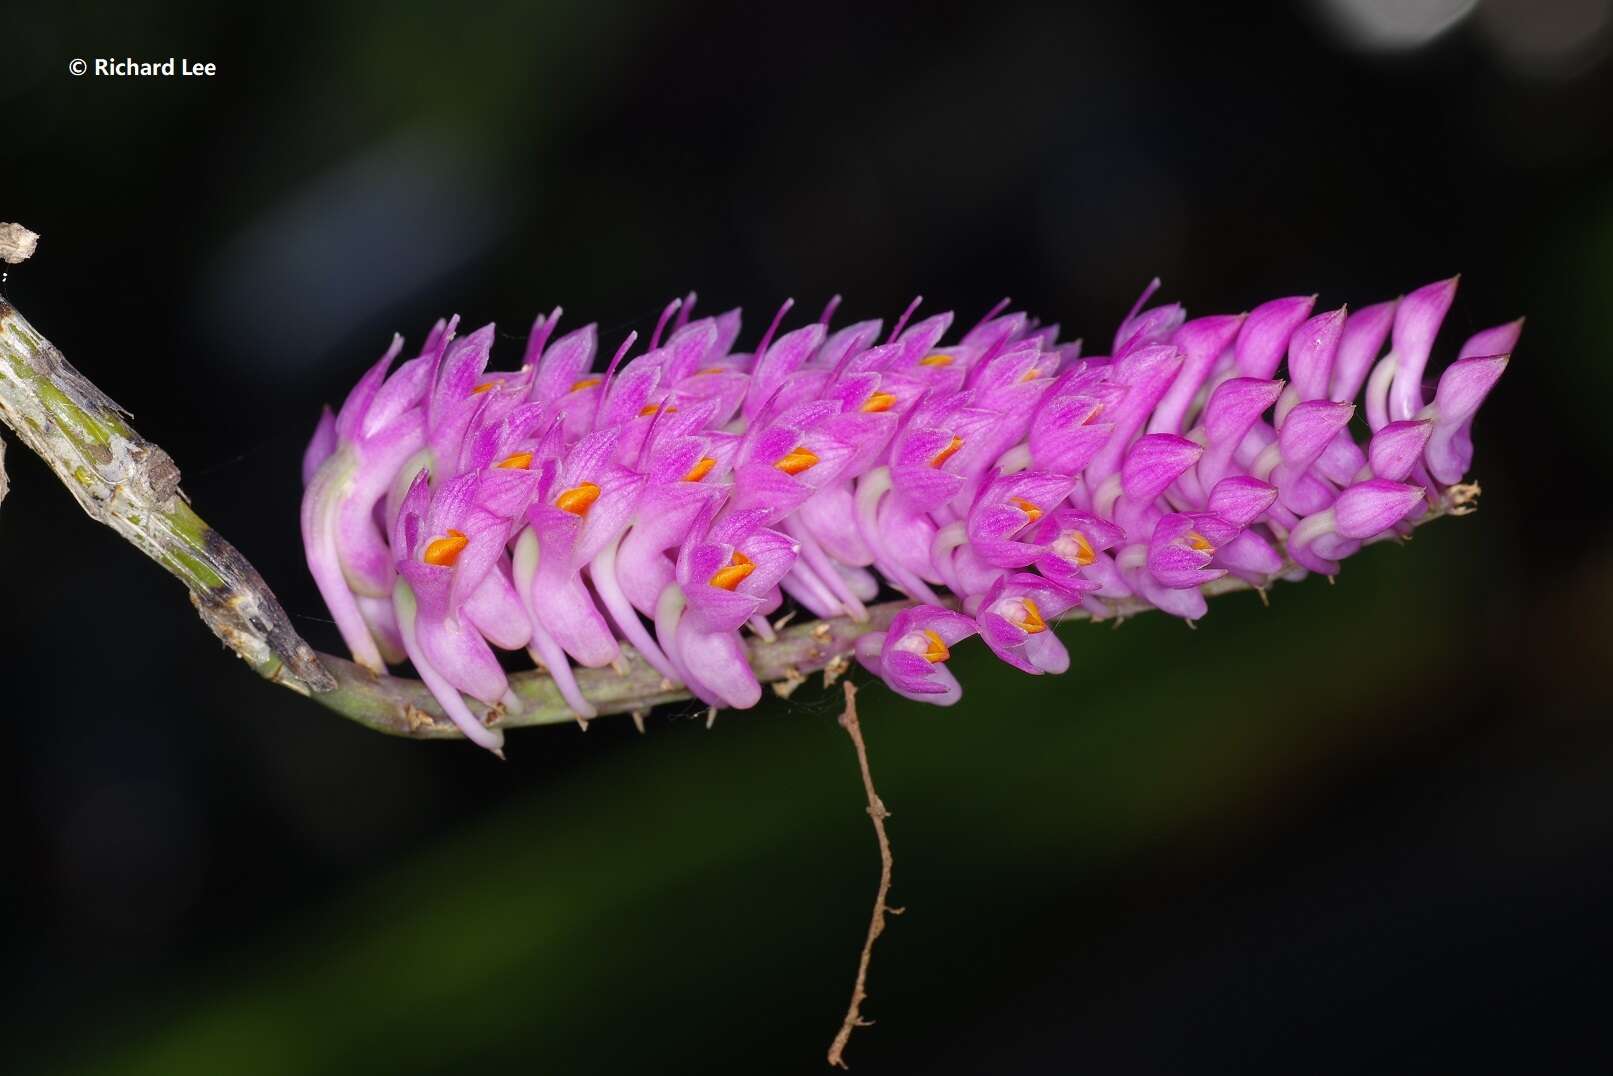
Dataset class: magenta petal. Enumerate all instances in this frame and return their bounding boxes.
[962,311,1027,358]
[1146,513,1227,589]
[572,471,647,567]
[658,318,717,382]
[533,323,599,403]
[302,406,338,487]
[464,564,531,651]
[1214,528,1284,578]
[1149,313,1243,435]
[796,486,873,566]
[1329,299,1397,403]
[598,364,662,427]
[890,604,976,647]
[1428,354,1508,427]
[1025,629,1071,674]
[1425,354,1508,485]
[1367,420,1434,482]
[1236,295,1315,379]
[746,323,827,420]
[1315,431,1368,487]
[1121,434,1203,503]
[889,461,967,515]
[429,323,496,428]
[618,484,725,612]
[616,534,678,619]
[1131,568,1209,620]
[302,455,386,672]
[395,584,504,753]
[882,650,960,701]
[1287,515,1341,576]
[981,471,1075,520]
[1207,475,1278,528]
[892,311,955,367]
[818,319,884,373]
[1082,344,1184,485]
[977,611,1041,674]
[357,593,407,665]
[522,307,562,367]
[1278,400,1355,472]
[1203,377,1284,446]
[1029,392,1116,475]
[335,334,404,442]
[1197,378,1283,490]
[1388,276,1459,421]
[731,460,816,521]
[1333,479,1425,540]
[531,550,620,668]
[975,572,1078,674]
[681,580,763,634]
[1114,302,1186,357]
[876,608,975,705]
[820,410,899,476]
[365,352,440,439]
[855,630,888,677]
[1286,306,1347,401]
[736,526,801,594]
[966,504,1041,568]
[675,625,762,709]
[414,601,509,708]
[1458,319,1524,362]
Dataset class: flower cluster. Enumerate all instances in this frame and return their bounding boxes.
[302,280,1514,751]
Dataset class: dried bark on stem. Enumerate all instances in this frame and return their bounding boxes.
[0,297,333,694]
[0,222,39,265]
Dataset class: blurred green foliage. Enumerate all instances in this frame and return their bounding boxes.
[47,526,1480,1075]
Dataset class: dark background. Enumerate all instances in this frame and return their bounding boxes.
[4,2,1612,1072]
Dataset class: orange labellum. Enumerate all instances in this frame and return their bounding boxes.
[918,353,955,367]
[774,445,820,475]
[922,629,950,663]
[1019,597,1047,634]
[423,529,469,567]
[682,456,717,482]
[861,391,898,413]
[555,482,601,516]
[1070,529,1096,567]
[1011,497,1043,525]
[496,451,534,470]
[929,436,964,468]
[570,377,603,393]
[709,549,755,591]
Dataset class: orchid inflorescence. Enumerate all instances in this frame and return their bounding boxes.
[301,279,1514,752]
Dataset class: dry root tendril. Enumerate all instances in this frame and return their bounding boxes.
[827,681,900,1069]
